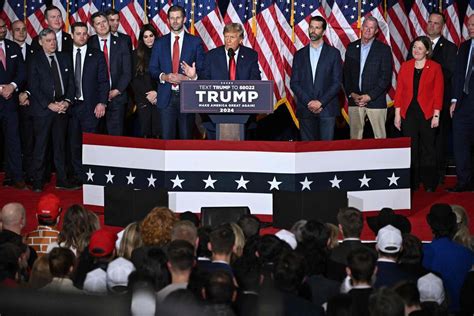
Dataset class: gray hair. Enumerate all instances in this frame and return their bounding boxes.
[39,28,55,39]
[363,16,379,29]
[223,23,244,39]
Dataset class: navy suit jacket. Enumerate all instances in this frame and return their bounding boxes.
[149,32,205,109]
[290,43,342,118]
[343,39,392,109]
[70,47,109,118]
[201,45,261,80]
[0,39,25,112]
[452,39,474,114]
[28,51,75,117]
[88,34,132,106]
[31,31,73,53]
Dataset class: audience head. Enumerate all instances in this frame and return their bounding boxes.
[230,223,245,259]
[48,247,76,278]
[196,226,212,259]
[417,273,445,305]
[59,204,99,254]
[337,207,363,238]
[83,268,108,295]
[326,294,354,316]
[257,234,291,272]
[106,257,135,294]
[296,220,330,275]
[367,208,411,235]
[159,289,203,316]
[117,222,143,260]
[0,242,24,282]
[275,229,297,250]
[171,220,198,247]
[36,193,61,226]
[104,8,120,33]
[450,204,473,250]
[427,204,456,239]
[91,12,110,37]
[44,5,63,32]
[274,250,306,293]
[326,223,340,249]
[393,281,422,315]
[167,239,195,274]
[89,228,118,259]
[28,254,52,289]
[130,246,170,291]
[140,207,177,247]
[369,288,405,316]
[346,247,377,284]
[179,211,200,228]
[203,270,236,305]
[209,224,235,257]
[376,225,403,258]
[232,255,262,292]
[290,219,307,243]
[1,202,26,234]
[11,20,27,44]
[237,214,261,239]
[299,220,330,248]
[399,233,423,266]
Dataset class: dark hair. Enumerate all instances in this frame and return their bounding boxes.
[130,246,170,291]
[256,234,291,272]
[232,255,261,291]
[58,204,99,254]
[204,270,235,304]
[159,289,203,316]
[296,220,330,275]
[44,5,61,19]
[48,247,76,278]
[337,207,363,238]
[168,5,186,19]
[209,224,235,255]
[429,11,446,23]
[326,294,354,316]
[309,16,327,31]
[91,11,107,24]
[135,24,158,76]
[413,35,433,58]
[393,281,421,308]
[369,288,405,316]
[347,247,376,283]
[0,242,22,281]
[105,8,120,17]
[167,240,195,271]
[197,226,212,259]
[71,22,88,33]
[274,251,306,293]
[237,214,260,239]
[399,234,423,266]
[180,211,200,227]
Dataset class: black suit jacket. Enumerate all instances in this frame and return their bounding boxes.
[70,46,110,118]
[343,39,392,109]
[0,39,25,112]
[31,31,73,53]
[88,34,132,106]
[116,32,133,52]
[407,36,457,107]
[131,48,156,106]
[330,239,377,265]
[202,45,261,80]
[28,51,75,117]
[452,39,473,113]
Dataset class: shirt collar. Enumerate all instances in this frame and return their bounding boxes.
[377,258,397,263]
[361,38,374,47]
[172,29,185,40]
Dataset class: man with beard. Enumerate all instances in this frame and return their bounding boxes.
[149,5,205,140]
[290,16,342,141]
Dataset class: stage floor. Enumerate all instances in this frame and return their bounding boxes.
[1,173,473,242]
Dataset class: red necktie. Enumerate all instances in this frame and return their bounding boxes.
[102,39,110,78]
[229,55,236,80]
[172,36,180,87]
[0,45,6,70]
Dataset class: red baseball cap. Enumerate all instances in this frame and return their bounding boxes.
[89,229,118,257]
[36,193,61,220]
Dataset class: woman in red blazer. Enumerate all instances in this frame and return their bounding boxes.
[394,36,444,192]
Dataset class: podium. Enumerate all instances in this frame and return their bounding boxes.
[181,80,274,140]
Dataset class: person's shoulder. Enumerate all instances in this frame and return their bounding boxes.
[206,45,224,56]
[439,36,457,50]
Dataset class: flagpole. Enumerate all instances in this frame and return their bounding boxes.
[112,0,115,9]
[23,0,27,23]
[144,0,149,23]
[439,0,442,12]
[190,0,195,35]
[357,0,361,34]
[65,0,70,33]
[384,0,387,20]
[290,0,295,42]
[252,0,257,36]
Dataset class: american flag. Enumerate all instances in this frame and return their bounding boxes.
[224,0,298,127]
[114,0,146,48]
[0,0,23,31]
[147,0,171,36]
[387,0,411,80]
[408,0,438,39]
[442,0,461,46]
[188,0,224,51]
[82,134,411,214]
[22,0,47,42]
[462,0,474,41]
[68,0,92,27]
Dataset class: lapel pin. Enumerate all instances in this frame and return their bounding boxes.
[440,43,443,47]
[356,44,359,48]
[88,53,92,56]
[113,41,116,45]
[65,68,69,72]
[6,44,9,48]
[64,37,67,40]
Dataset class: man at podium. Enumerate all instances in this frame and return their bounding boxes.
[199,23,261,139]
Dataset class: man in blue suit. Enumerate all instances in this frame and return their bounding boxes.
[449,15,474,192]
[89,11,131,136]
[0,18,26,189]
[290,16,342,141]
[199,23,261,139]
[69,22,109,184]
[149,5,205,140]
[28,29,76,192]
[343,16,392,139]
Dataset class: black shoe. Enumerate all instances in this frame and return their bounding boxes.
[56,180,80,190]
[32,183,43,192]
[3,178,13,186]
[446,185,470,193]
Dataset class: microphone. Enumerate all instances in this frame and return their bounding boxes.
[228,48,235,58]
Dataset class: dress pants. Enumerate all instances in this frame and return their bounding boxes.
[349,107,387,139]
[18,106,35,179]
[299,116,336,141]
[160,91,194,140]
[435,104,451,179]
[402,103,437,190]
[0,109,23,182]
[137,102,160,138]
[32,112,68,185]
[106,98,125,136]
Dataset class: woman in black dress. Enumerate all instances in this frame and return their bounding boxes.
[132,24,160,138]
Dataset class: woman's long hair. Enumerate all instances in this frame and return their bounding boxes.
[57,205,99,254]
[135,24,158,76]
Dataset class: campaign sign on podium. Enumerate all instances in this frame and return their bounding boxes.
[181,80,274,140]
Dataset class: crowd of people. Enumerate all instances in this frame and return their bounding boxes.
[1,4,474,193]
[0,194,473,315]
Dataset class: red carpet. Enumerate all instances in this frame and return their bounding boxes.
[1,173,472,241]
